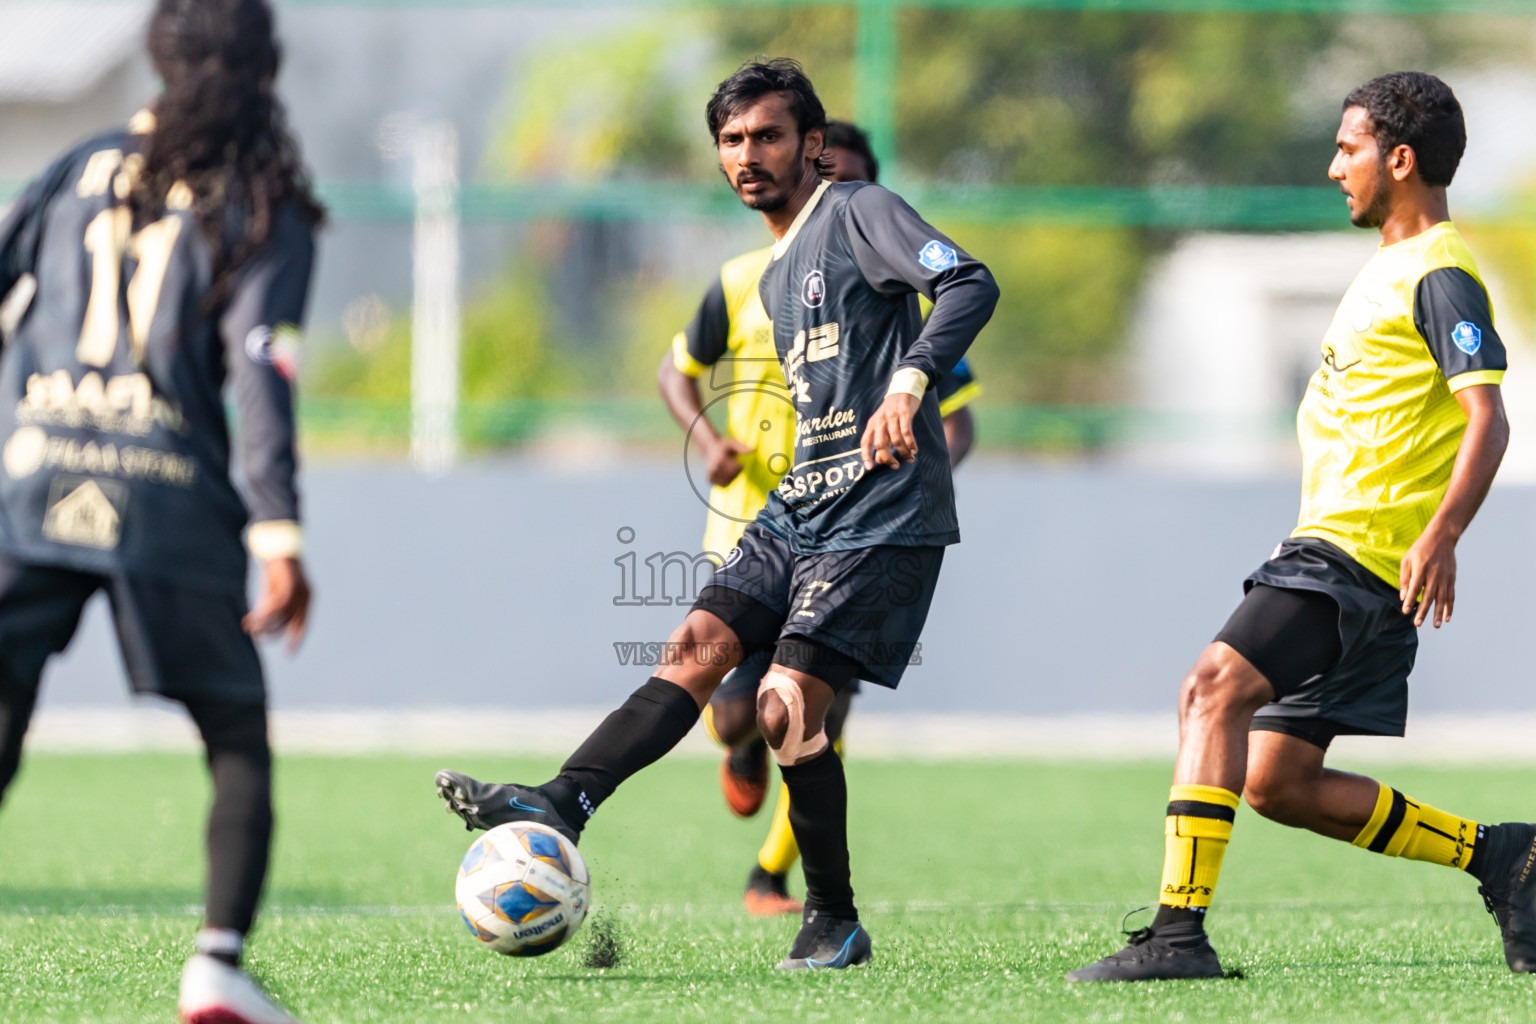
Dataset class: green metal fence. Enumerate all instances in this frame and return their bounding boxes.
[299,395,1299,451]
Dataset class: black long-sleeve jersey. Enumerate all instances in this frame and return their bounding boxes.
[757,180,998,552]
[0,124,314,592]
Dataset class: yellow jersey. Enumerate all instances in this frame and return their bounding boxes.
[1294,221,1506,586]
[672,247,795,558]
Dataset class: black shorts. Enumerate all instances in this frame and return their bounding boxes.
[692,522,944,691]
[1217,537,1416,745]
[0,556,265,704]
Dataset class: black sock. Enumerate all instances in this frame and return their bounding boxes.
[186,700,273,936]
[1151,904,1206,932]
[0,689,38,807]
[552,677,700,821]
[1467,822,1535,886]
[1466,824,1491,881]
[780,746,857,921]
[728,734,768,777]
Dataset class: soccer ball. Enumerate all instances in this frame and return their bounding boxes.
[454,822,590,956]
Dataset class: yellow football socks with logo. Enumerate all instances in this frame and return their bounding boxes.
[1159,785,1241,911]
[1351,783,1480,870]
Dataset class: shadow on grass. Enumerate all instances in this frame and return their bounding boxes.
[1241,957,1501,972]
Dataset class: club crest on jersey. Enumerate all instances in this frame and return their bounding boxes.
[1351,296,1379,334]
[917,240,957,272]
[1452,320,1482,355]
[802,270,826,308]
[245,323,302,381]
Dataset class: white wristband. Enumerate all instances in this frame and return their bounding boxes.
[247,520,304,561]
[886,367,929,400]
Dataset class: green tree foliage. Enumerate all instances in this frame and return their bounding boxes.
[313,24,717,409]
[705,8,858,129]
[962,225,1143,404]
[1463,177,1536,333]
[481,23,721,400]
[894,12,1341,187]
[307,264,580,404]
[709,10,1529,406]
[482,25,710,181]
[316,9,1535,423]
[707,10,1363,401]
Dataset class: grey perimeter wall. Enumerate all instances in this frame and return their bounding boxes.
[36,455,1536,715]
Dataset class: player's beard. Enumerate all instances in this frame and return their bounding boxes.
[1348,163,1392,229]
[727,140,805,212]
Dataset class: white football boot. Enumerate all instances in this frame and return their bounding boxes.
[178,954,302,1024]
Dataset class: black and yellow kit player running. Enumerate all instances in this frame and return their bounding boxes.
[670,245,789,562]
[1071,219,1536,982]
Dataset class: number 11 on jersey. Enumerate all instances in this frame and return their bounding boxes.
[77,207,183,368]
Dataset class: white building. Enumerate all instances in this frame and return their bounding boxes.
[0,3,156,181]
[1132,232,1536,482]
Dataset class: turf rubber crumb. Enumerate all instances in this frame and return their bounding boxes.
[582,910,623,969]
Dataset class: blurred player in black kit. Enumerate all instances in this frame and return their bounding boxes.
[0,0,321,1019]
[438,59,997,969]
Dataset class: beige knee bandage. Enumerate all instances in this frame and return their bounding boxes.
[760,669,829,766]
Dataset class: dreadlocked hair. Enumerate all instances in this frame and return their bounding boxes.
[136,0,324,309]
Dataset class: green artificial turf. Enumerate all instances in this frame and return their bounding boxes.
[3,753,1536,1022]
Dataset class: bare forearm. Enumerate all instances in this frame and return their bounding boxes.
[1431,394,1508,541]
[657,355,718,444]
[943,408,974,468]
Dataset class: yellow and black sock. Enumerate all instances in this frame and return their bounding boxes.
[758,782,800,876]
[1153,784,1240,929]
[1351,783,1481,871]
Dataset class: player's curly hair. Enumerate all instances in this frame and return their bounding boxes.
[137,0,324,308]
[707,57,829,167]
[1344,72,1466,188]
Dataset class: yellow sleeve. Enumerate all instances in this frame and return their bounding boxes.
[1447,368,1504,393]
[671,332,707,378]
[939,381,982,418]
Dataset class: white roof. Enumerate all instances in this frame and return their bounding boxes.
[0,3,150,102]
